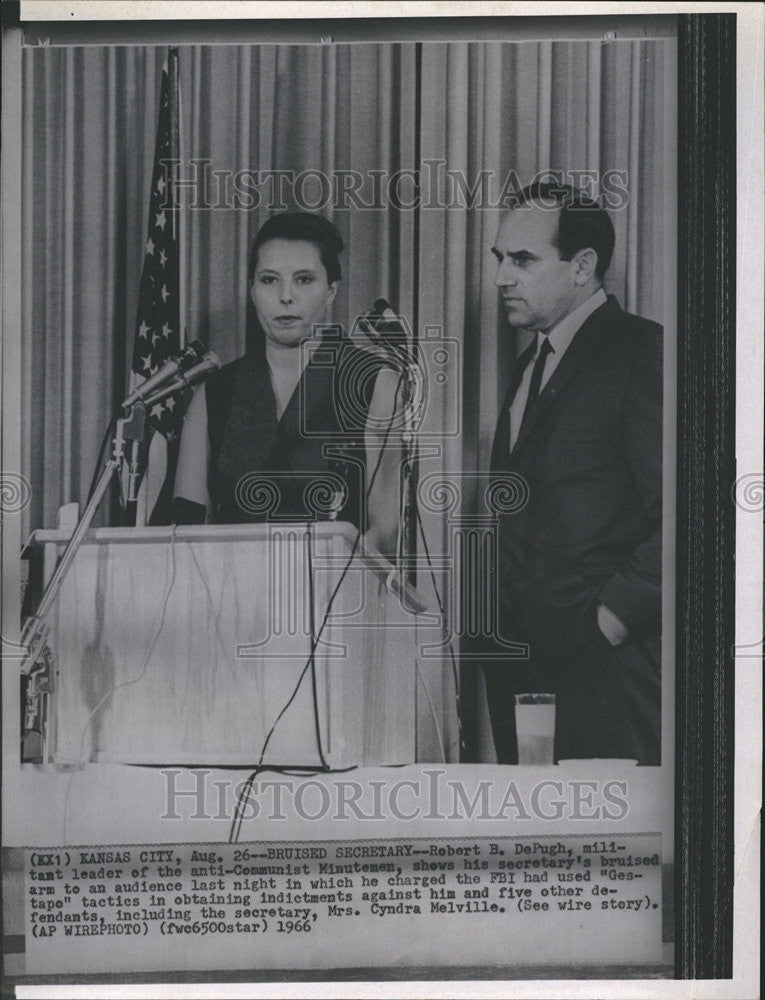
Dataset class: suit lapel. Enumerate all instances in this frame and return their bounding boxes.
[509,296,620,461]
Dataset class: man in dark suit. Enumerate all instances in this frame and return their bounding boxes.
[486,182,662,765]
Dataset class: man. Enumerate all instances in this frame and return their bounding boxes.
[486,182,662,765]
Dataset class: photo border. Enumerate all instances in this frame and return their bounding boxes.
[675,11,736,980]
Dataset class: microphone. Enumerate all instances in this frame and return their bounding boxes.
[121,340,206,409]
[141,351,221,408]
[358,299,410,354]
[358,299,422,409]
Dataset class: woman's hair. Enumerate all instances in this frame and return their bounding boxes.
[247,212,344,286]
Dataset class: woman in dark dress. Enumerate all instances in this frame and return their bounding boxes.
[173,212,402,555]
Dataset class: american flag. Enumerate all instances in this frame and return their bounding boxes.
[129,48,183,523]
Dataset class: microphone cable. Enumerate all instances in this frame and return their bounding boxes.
[415,503,464,758]
[229,374,404,843]
[62,525,180,844]
[305,521,328,770]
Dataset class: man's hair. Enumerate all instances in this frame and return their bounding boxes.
[248,212,344,286]
[509,181,615,280]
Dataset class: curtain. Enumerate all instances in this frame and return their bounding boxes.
[21,39,673,760]
[416,40,670,758]
[418,40,668,481]
[21,43,423,531]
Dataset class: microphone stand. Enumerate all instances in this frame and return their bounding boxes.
[19,369,201,676]
[19,349,220,761]
[19,404,145,761]
[357,302,421,590]
[19,403,146,677]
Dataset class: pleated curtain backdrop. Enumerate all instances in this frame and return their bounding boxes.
[22,39,671,533]
[21,39,673,760]
[415,39,671,760]
[22,43,423,531]
[418,40,670,482]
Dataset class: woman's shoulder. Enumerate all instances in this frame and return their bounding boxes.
[204,354,255,445]
[207,351,266,400]
[208,354,248,388]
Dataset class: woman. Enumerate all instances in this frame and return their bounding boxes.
[173,212,402,556]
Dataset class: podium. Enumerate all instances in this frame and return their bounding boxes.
[31,522,427,767]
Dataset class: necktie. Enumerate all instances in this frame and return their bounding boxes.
[520,335,554,431]
[490,338,537,469]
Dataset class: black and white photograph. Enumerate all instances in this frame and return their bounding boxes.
[0,2,760,996]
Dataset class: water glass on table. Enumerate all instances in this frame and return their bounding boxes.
[514,693,556,765]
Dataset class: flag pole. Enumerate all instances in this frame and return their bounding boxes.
[170,47,185,352]
[129,47,184,526]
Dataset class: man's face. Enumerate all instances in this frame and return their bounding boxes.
[492,204,580,333]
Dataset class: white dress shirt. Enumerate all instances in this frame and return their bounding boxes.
[508,287,607,450]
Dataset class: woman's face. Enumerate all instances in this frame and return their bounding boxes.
[250,238,338,348]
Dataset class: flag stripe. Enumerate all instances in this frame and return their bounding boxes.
[131,47,182,443]
[129,48,183,525]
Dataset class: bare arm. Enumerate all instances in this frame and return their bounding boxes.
[172,384,211,522]
[363,366,405,559]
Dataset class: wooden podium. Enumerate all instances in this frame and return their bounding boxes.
[33,522,426,767]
